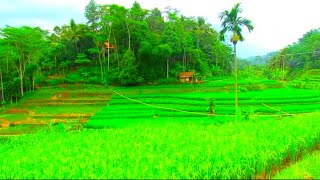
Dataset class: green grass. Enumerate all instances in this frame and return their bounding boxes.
[0,113,319,179]
[273,150,320,179]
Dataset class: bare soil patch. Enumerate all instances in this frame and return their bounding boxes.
[0,118,10,128]
[47,74,66,80]
[51,92,71,100]
[58,83,69,88]
[31,113,92,119]
[76,92,112,97]
[3,108,30,114]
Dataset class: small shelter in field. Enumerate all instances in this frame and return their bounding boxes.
[178,72,194,83]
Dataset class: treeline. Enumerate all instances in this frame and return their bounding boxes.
[266,28,320,80]
[0,0,233,104]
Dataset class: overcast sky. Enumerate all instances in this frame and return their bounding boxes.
[1,0,319,58]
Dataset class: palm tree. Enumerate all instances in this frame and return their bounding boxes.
[219,2,253,118]
[62,19,85,54]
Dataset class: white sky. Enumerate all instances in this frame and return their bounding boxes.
[1,0,319,58]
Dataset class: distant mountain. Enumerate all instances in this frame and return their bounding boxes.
[244,51,278,65]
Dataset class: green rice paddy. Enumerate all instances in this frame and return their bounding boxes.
[1,78,320,179]
[1,113,320,179]
[86,86,320,128]
[273,150,320,179]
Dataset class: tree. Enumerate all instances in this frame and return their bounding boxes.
[85,0,101,32]
[146,8,165,35]
[266,28,320,80]
[48,33,65,73]
[0,50,5,102]
[0,26,48,97]
[152,44,172,79]
[119,49,142,85]
[128,1,149,52]
[62,19,86,54]
[219,2,254,117]
[161,11,183,78]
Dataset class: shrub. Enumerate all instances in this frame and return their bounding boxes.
[156,78,180,84]
[119,49,143,86]
[46,78,64,86]
[64,73,82,83]
[246,84,265,91]
[288,79,306,89]
[238,86,248,92]
[88,76,102,84]
[34,75,47,85]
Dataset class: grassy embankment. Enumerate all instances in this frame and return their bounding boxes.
[273,150,320,179]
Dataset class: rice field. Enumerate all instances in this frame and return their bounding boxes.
[86,85,320,128]
[273,150,320,179]
[1,113,320,179]
[0,84,111,135]
[1,78,320,178]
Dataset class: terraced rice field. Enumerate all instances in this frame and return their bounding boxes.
[1,78,319,179]
[86,84,320,128]
[299,69,320,88]
[0,85,111,135]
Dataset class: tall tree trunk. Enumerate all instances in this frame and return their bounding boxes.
[19,60,24,97]
[28,54,31,92]
[0,69,4,102]
[54,55,57,74]
[98,52,103,81]
[102,47,106,74]
[183,49,186,71]
[234,43,238,119]
[113,33,119,72]
[32,76,35,91]
[215,55,218,67]
[126,22,131,50]
[75,41,79,54]
[166,58,169,78]
[282,59,285,81]
[20,75,24,97]
[107,48,110,71]
[6,57,9,72]
[107,25,112,71]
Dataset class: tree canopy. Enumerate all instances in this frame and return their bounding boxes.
[267,28,320,80]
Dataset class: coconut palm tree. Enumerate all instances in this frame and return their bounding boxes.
[219,2,253,118]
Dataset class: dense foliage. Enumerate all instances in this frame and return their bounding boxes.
[0,0,233,103]
[267,28,320,80]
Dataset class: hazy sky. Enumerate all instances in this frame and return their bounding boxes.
[1,0,319,58]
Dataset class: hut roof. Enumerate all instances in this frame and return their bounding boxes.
[179,72,194,78]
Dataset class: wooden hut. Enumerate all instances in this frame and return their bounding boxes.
[178,72,194,83]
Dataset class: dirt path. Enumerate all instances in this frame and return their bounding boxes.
[255,143,320,179]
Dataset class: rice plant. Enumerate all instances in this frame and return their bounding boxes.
[1,113,319,179]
